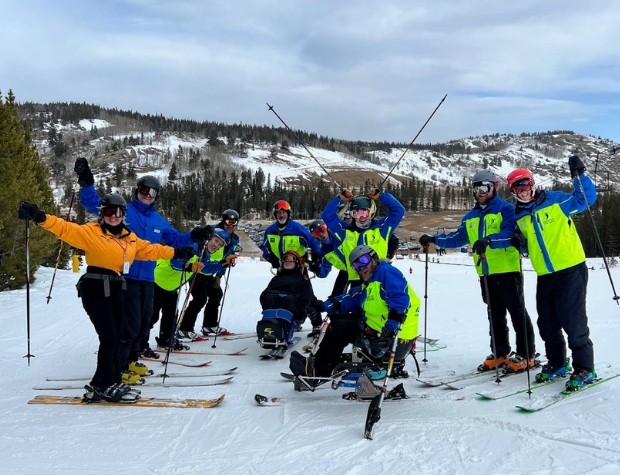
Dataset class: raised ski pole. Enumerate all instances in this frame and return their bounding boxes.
[378,94,447,189]
[266,103,342,189]
[422,243,430,363]
[45,180,79,304]
[211,265,232,348]
[364,326,402,440]
[575,173,620,304]
[480,254,501,384]
[24,215,35,365]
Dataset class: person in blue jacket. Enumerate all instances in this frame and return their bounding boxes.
[322,188,404,289]
[73,158,212,376]
[508,155,597,391]
[419,170,536,374]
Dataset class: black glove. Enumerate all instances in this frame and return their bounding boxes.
[568,155,585,178]
[381,319,399,339]
[190,225,214,244]
[18,202,46,223]
[419,234,435,247]
[510,233,526,250]
[266,253,280,269]
[74,157,94,187]
[173,245,196,261]
[308,261,321,275]
[472,237,491,255]
[305,300,324,327]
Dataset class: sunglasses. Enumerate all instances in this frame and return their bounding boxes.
[472,182,493,194]
[352,254,372,271]
[102,206,125,218]
[223,218,238,226]
[311,224,328,238]
[511,182,532,193]
[274,201,290,211]
[138,186,158,198]
[352,209,369,219]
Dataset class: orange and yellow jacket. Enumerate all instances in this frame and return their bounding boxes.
[40,215,175,274]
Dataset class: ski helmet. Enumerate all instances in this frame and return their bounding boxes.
[272,200,291,218]
[308,219,326,234]
[472,170,499,189]
[212,228,231,247]
[221,209,240,225]
[349,245,378,267]
[350,196,376,219]
[507,169,536,203]
[135,175,161,199]
[99,193,127,212]
[281,250,302,269]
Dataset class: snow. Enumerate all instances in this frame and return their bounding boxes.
[3,254,620,474]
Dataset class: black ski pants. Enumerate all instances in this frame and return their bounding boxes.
[179,273,223,332]
[536,262,594,371]
[479,271,535,358]
[79,278,125,389]
[118,279,154,370]
[151,283,180,344]
[329,270,349,298]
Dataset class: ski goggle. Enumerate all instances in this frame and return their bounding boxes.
[282,254,299,264]
[102,206,125,218]
[223,218,238,226]
[511,181,532,193]
[352,254,372,271]
[311,224,328,238]
[138,186,158,198]
[472,181,493,194]
[273,201,291,212]
[352,209,369,219]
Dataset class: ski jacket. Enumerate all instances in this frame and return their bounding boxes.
[259,219,321,261]
[154,256,199,291]
[40,215,174,273]
[435,195,520,276]
[324,261,419,340]
[209,225,241,278]
[514,175,596,275]
[322,192,405,280]
[260,270,315,312]
[79,185,193,282]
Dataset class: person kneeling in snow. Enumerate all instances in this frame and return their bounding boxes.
[289,245,420,380]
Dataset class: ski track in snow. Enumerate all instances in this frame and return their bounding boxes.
[2,257,620,474]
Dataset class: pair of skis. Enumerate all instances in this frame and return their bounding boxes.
[28,394,226,409]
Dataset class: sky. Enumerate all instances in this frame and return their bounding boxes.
[3,254,620,474]
[2,0,620,145]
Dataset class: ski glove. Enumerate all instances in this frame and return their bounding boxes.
[510,232,526,251]
[418,234,435,247]
[185,261,204,273]
[305,301,323,326]
[266,253,280,269]
[367,188,382,201]
[472,237,491,255]
[381,319,399,339]
[220,254,237,267]
[308,260,321,275]
[190,225,214,244]
[569,155,586,178]
[73,157,95,187]
[173,246,196,261]
[18,202,47,223]
[339,189,354,202]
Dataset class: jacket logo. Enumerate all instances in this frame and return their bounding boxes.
[269,237,276,242]
[543,212,554,224]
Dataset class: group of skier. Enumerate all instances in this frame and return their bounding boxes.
[18,152,598,401]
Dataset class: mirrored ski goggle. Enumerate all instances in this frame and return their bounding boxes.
[352,254,372,271]
[472,181,493,194]
[311,224,328,238]
[138,186,158,198]
[511,181,532,193]
[273,201,291,212]
[223,218,238,226]
[352,209,369,219]
[102,206,126,218]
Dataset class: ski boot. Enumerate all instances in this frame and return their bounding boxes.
[535,359,571,383]
[139,347,159,359]
[565,367,596,392]
[477,354,509,372]
[121,370,145,385]
[155,336,190,351]
[129,361,153,376]
[503,353,540,374]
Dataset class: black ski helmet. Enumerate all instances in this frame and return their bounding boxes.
[221,209,240,223]
[350,196,376,219]
[135,175,161,199]
[99,193,127,213]
[308,219,326,234]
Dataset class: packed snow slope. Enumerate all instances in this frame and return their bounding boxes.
[2,254,620,475]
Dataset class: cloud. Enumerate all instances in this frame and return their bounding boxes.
[2,0,620,143]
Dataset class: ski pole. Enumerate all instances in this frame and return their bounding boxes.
[575,174,620,304]
[422,243,429,363]
[480,254,501,384]
[24,216,35,365]
[517,254,533,398]
[46,179,79,304]
[266,103,342,189]
[211,265,232,348]
[378,94,447,189]
[364,326,401,440]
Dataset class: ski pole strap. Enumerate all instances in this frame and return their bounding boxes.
[78,272,127,297]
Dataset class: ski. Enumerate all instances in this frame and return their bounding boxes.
[476,374,566,400]
[139,357,212,368]
[221,333,256,341]
[516,373,620,412]
[28,394,225,409]
[154,348,247,356]
[34,376,234,391]
[254,394,284,406]
[45,367,238,382]
[260,336,302,360]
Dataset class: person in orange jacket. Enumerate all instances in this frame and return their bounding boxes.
[19,194,195,403]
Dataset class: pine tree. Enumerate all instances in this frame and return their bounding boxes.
[0,90,58,290]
